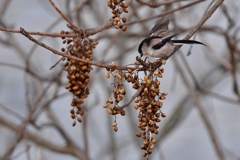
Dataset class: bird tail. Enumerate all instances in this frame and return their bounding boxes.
[172,40,206,46]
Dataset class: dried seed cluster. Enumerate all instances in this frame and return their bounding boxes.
[134,73,168,157]
[104,59,168,157]
[60,30,98,126]
[107,0,128,31]
[103,66,128,131]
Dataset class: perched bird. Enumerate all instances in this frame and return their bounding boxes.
[138,15,205,58]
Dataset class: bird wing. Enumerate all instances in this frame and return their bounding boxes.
[152,34,178,50]
[150,15,170,37]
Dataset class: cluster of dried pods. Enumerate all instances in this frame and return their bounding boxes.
[60,30,98,126]
[104,59,168,157]
[108,0,128,31]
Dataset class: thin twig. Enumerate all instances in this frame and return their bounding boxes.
[19,27,136,70]
[48,0,78,31]
[0,19,113,38]
[126,0,205,25]
[49,57,64,70]
[136,0,190,7]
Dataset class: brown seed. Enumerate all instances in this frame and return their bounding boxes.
[150,86,155,91]
[88,50,93,55]
[158,73,163,78]
[85,45,90,51]
[118,82,123,86]
[161,59,166,65]
[136,132,141,137]
[65,83,72,89]
[70,109,75,114]
[113,20,118,25]
[155,80,160,86]
[147,109,152,113]
[71,99,77,106]
[141,117,148,123]
[141,122,147,127]
[117,74,122,80]
[84,78,90,85]
[140,101,145,107]
[149,121,155,126]
[79,110,84,116]
[162,92,168,95]
[160,96,166,100]
[61,48,65,52]
[159,67,164,73]
[78,99,84,104]
[141,80,147,85]
[77,117,82,123]
[72,85,79,91]
[112,10,117,14]
[110,106,114,110]
[117,96,123,102]
[113,0,118,5]
[67,39,72,44]
[123,3,128,8]
[132,84,139,89]
[113,127,118,132]
[105,72,110,78]
[103,103,108,108]
[144,75,149,80]
[121,25,127,31]
[148,127,154,132]
[146,79,152,85]
[120,109,126,116]
[151,92,157,97]
[143,140,149,146]
[142,134,146,139]
[108,98,113,104]
[71,114,76,119]
[119,88,125,95]
[154,70,159,75]
[112,122,117,127]
[151,138,157,144]
[122,17,127,23]
[107,109,113,114]
[81,65,87,71]
[71,75,76,80]
[70,65,77,71]
[72,121,76,126]
[134,105,138,109]
[158,102,163,108]
[111,61,116,66]
[143,152,147,157]
[147,105,152,109]
[140,126,146,131]
[115,17,120,21]
[161,113,166,117]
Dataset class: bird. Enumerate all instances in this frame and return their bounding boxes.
[138,15,205,58]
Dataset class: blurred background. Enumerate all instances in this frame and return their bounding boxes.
[0,0,240,160]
